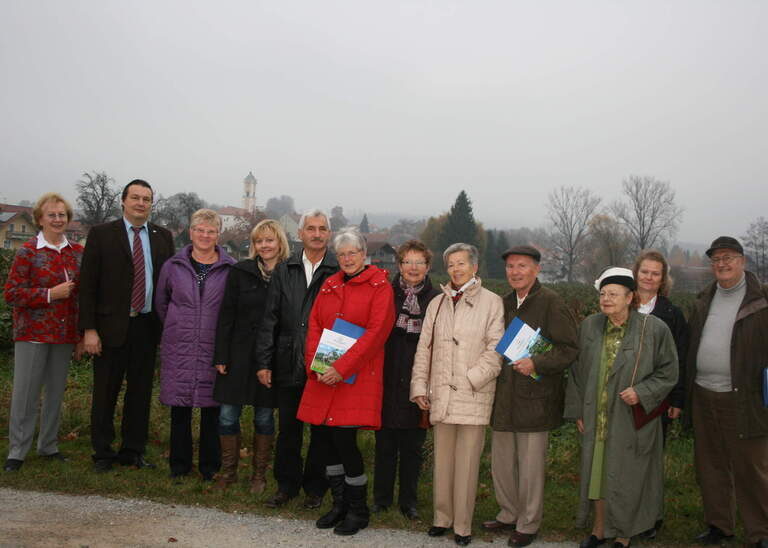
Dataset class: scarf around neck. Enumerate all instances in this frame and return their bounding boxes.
[396,276,425,334]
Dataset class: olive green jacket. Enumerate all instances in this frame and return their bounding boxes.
[491,280,578,432]
[564,310,678,538]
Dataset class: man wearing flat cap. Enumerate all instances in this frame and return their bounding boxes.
[482,245,578,547]
[685,236,768,547]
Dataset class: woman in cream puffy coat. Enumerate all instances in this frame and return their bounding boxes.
[410,242,504,546]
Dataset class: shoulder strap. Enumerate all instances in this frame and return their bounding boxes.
[630,315,649,387]
[426,295,447,376]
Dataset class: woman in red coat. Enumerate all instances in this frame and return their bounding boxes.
[298,227,395,537]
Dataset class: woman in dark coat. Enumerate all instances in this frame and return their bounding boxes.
[632,249,689,537]
[212,219,290,492]
[156,209,235,481]
[372,240,439,520]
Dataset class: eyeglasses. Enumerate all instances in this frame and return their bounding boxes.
[192,227,218,237]
[45,213,68,220]
[401,260,427,267]
[710,255,741,265]
[599,291,629,300]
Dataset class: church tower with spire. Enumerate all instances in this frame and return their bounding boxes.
[242,171,257,212]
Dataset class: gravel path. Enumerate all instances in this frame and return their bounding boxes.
[0,488,574,548]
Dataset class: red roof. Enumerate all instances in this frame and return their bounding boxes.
[0,203,33,215]
[218,206,249,216]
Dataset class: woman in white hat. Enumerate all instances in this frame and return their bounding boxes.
[565,267,679,548]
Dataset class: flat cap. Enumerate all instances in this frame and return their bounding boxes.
[501,245,541,263]
[705,236,744,257]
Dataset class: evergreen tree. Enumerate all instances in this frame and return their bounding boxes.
[488,230,510,279]
[483,229,496,278]
[359,213,370,234]
[437,191,480,259]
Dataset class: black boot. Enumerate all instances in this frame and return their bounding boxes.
[316,474,346,529]
[334,483,369,536]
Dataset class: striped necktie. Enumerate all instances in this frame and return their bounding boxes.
[130,226,145,314]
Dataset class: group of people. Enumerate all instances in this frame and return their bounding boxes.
[3,180,767,548]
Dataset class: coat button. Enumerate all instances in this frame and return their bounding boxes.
[733,387,739,392]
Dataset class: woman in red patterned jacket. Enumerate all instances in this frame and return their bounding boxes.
[3,192,83,472]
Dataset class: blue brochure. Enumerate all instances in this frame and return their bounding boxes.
[331,318,365,384]
[762,367,768,407]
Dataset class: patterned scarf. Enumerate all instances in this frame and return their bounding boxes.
[396,277,425,334]
[256,256,273,282]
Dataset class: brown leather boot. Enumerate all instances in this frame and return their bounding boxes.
[213,434,240,490]
[250,433,274,495]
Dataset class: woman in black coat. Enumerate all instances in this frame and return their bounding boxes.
[633,249,690,537]
[372,240,440,520]
[212,220,290,493]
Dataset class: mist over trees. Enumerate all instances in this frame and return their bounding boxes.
[264,195,296,218]
[743,216,768,282]
[75,171,120,229]
[611,175,684,253]
[546,186,601,282]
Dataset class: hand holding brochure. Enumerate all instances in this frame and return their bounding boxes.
[309,318,365,384]
[495,317,553,381]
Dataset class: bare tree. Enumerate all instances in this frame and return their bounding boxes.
[76,171,120,229]
[153,192,206,245]
[546,186,601,282]
[743,216,768,282]
[583,214,632,281]
[265,195,296,218]
[611,175,683,253]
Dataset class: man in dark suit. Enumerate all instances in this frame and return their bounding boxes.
[79,179,175,472]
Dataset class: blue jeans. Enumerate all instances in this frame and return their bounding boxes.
[218,404,274,436]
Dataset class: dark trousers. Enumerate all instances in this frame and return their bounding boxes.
[90,314,157,461]
[314,425,364,478]
[274,386,328,497]
[169,406,221,477]
[693,384,768,542]
[374,427,427,508]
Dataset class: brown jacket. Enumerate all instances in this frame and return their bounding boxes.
[410,278,504,426]
[685,270,768,439]
[491,280,579,432]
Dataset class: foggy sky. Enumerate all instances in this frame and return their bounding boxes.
[1,1,766,244]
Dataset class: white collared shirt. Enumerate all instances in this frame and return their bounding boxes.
[302,251,322,288]
[638,295,657,315]
[36,232,70,253]
[448,277,477,297]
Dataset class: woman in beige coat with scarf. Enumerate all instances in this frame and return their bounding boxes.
[411,243,504,546]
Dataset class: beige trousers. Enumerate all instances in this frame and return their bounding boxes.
[491,430,549,534]
[432,422,486,537]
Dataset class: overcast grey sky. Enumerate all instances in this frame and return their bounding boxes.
[1,1,765,243]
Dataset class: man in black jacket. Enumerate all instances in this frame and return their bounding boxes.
[254,209,338,508]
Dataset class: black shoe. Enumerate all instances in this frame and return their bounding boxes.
[695,526,734,545]
[265,490,294,508]
[92,459,113,473]
[119,454,156,469]
[41,452,69,462]
[3,459,23,472]
[754,539,768,548]
[317,474,346,529]
[454,534,472,546]
[303,493,323,509]
[333,483,369,536]
[428,526,449,537]
[612,542,630,548]
[371,503,389,513]
[400,506,419,520]
[508,531,536,547]
[579,535,607,548]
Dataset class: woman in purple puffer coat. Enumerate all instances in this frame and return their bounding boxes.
[155,209,235,480]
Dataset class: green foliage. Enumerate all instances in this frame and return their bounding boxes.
[0,250,14,349]
[437,191,479,259]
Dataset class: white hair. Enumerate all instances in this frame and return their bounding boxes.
[333,227,367,255]
[298,208,330,230]
[443,243,479,267]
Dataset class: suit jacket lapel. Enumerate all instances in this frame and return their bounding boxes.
[114,219,132,261]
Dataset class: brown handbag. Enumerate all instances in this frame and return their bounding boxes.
[418,295,446,429]
[629,315,670,429]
